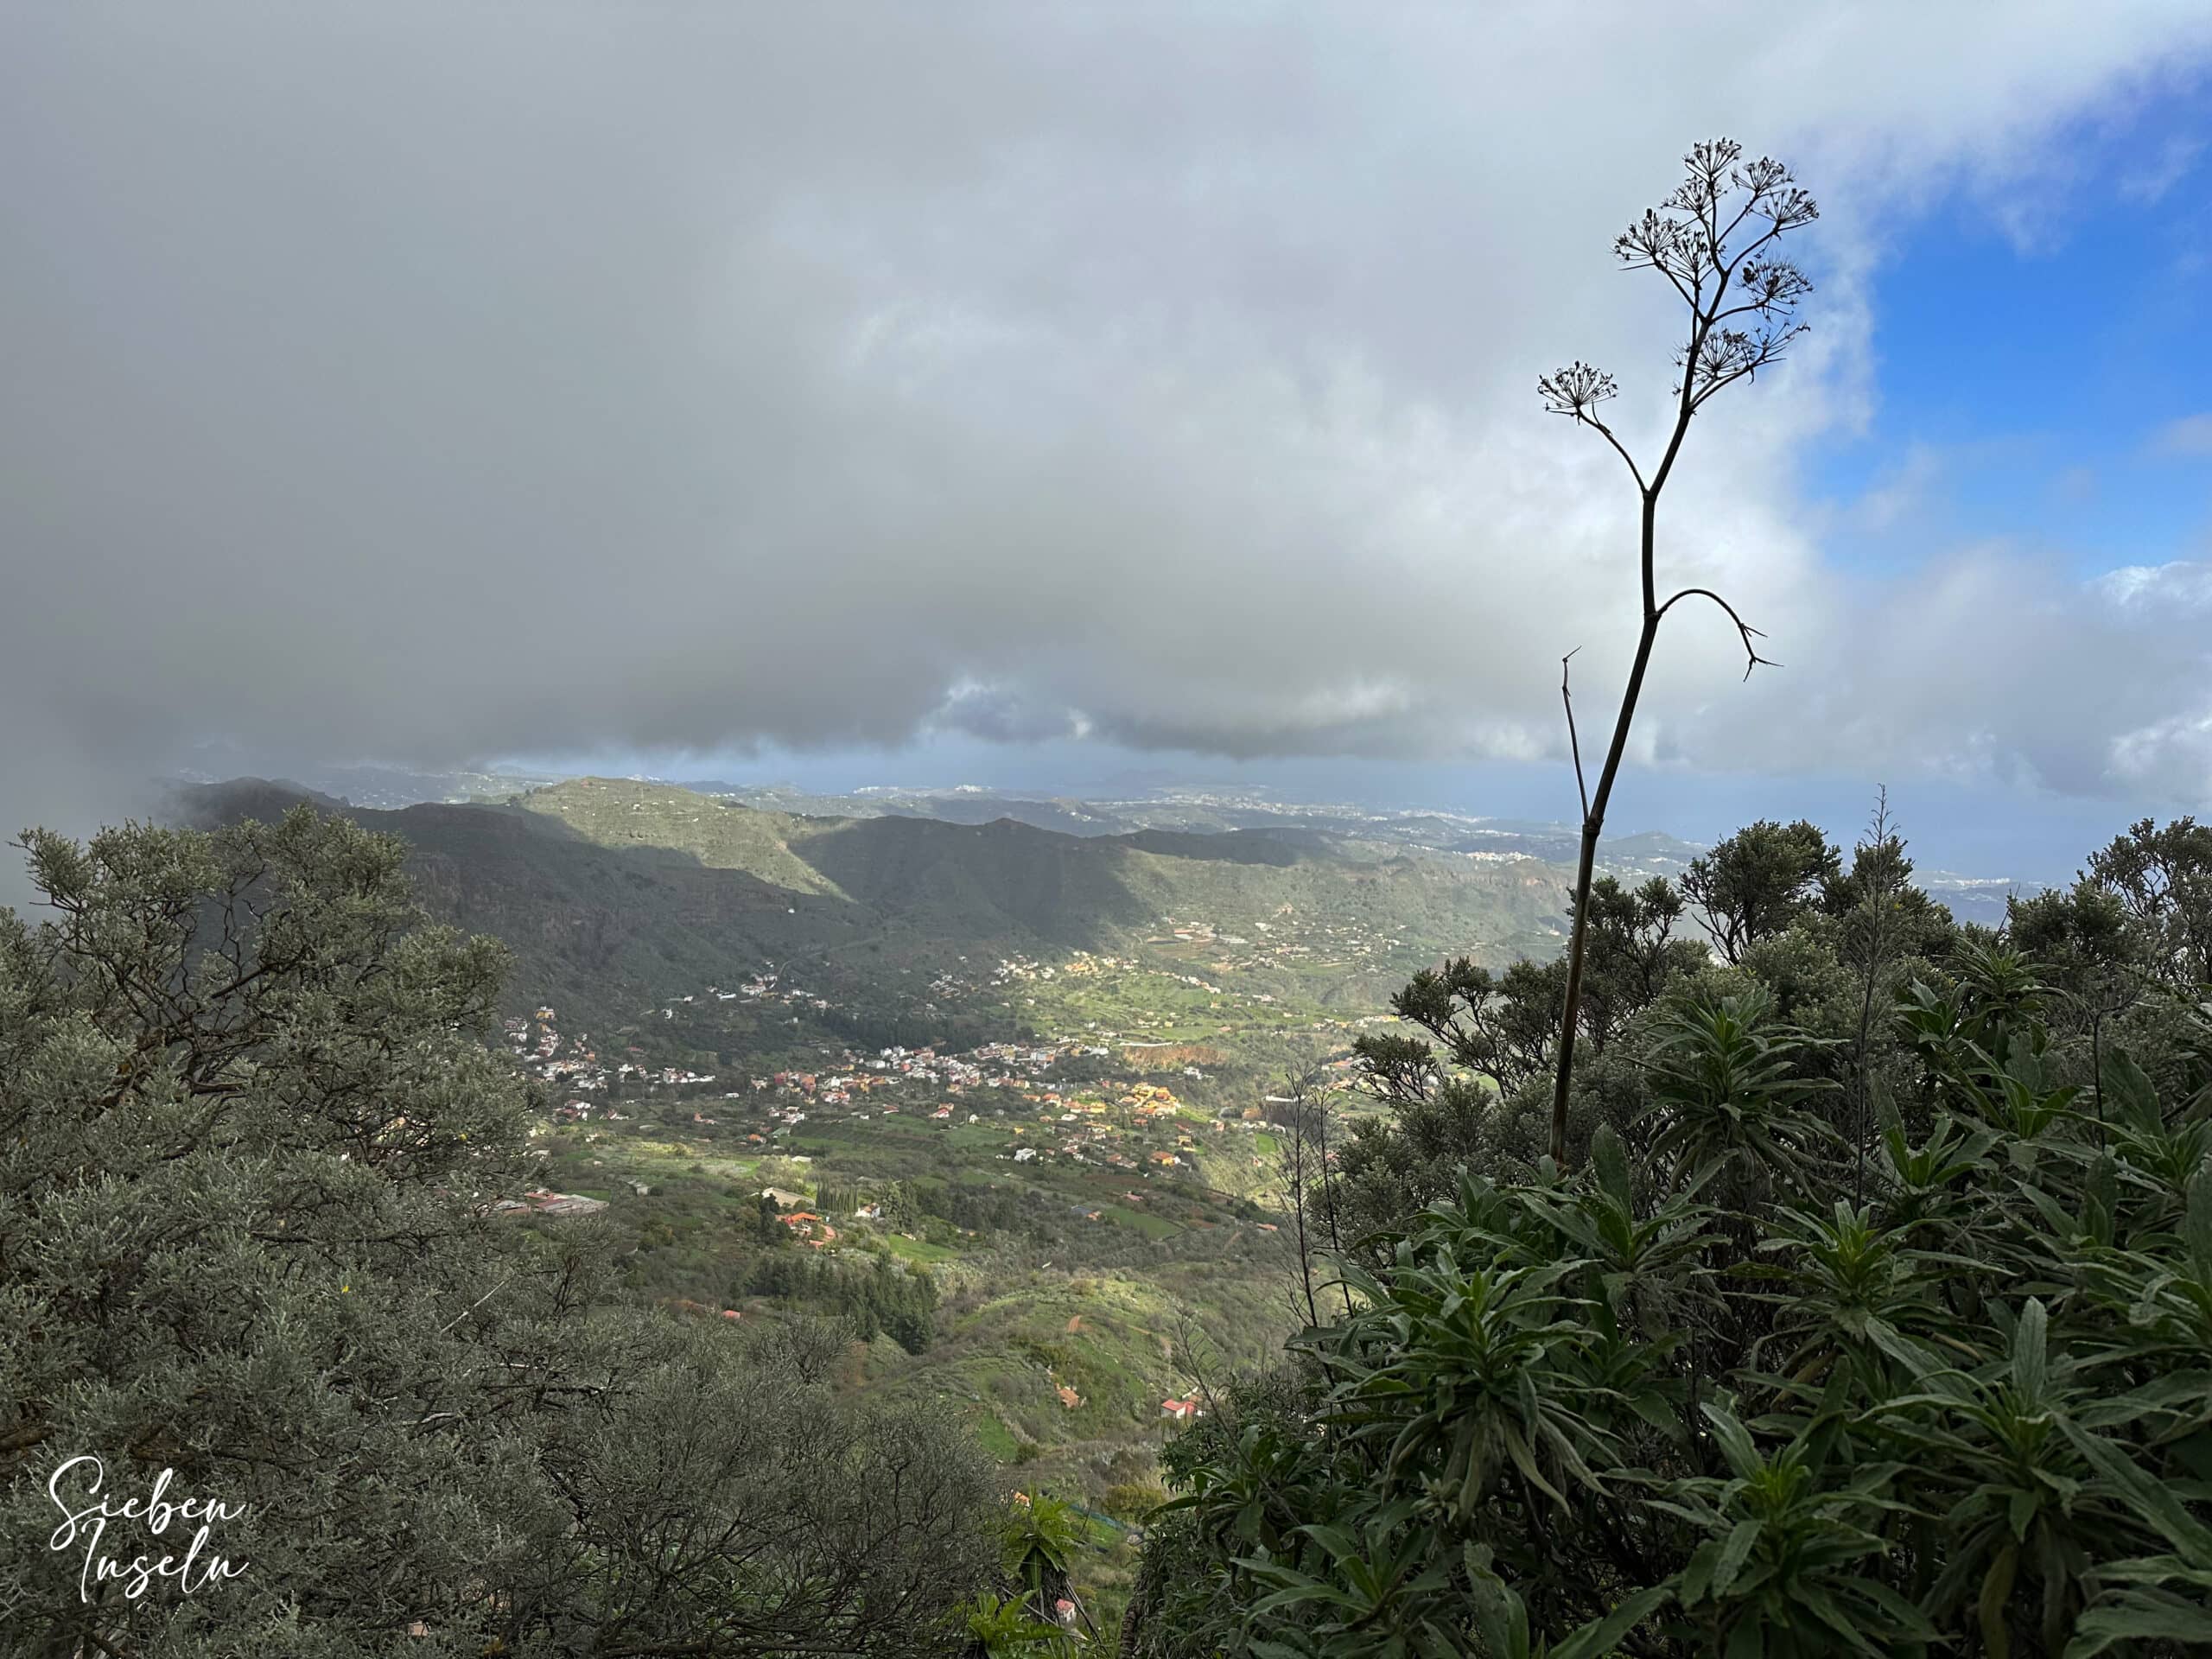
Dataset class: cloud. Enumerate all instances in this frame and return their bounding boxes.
[2152,412,2212,455]
[1694,554,2212,802]
[2120,133,2206,202]
[2097,560,2212,612]
[2050,464,2098,505]
[1851,444,1947,532]
[4,0,2212,856]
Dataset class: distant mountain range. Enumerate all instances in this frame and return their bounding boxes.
[174,777,1583,1028]
[172,771,2024,1030]
[224,764,1712,871]
[664,781,2027,925]
[167,762,569,810]
[698,782,1705,877]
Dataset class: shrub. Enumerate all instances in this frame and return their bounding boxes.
[1135,955,2212,1656]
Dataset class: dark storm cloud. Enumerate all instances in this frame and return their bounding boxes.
[5,1,2212,857]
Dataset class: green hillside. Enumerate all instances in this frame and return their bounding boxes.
[163,772,1569,1593]
[520,777,1570,992]
[179,775,1572,1027]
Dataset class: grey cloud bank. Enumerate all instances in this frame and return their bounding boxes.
[5,2,2212,854]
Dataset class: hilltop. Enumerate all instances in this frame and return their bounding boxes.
[175,776,1575,1030]
[222,767,2032,925]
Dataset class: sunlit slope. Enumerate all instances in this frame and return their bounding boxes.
[180,776,1571,1019]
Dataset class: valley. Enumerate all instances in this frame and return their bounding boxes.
[167,772,2018,1630]
[171,774,1591,1618]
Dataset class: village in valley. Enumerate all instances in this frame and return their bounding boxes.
[494,939,1352,1245]
[473,931,1356,1503]
[499,955,1327,1238]
[428,798,1535,1510]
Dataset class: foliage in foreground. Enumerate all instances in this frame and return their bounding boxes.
[1134,931,2212,1656]
[0,809,1001,1657]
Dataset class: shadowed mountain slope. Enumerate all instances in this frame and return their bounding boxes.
[175,776,1573,1022]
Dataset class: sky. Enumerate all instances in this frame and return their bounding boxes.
[4,3,2212,891]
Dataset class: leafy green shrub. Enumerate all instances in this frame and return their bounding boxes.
[1136,952,2212,1656]
[1105,1481,1173,1522]
[962,1590,1076,1656]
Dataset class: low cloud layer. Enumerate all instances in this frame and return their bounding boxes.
[5,3,2212,848]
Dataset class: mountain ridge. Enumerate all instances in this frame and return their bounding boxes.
[173,776,1575,1029]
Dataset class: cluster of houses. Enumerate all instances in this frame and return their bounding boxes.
[507,944,1371,1231]
[1176,909,1420,984]
[499,1007,749,1114]
[506,884,1414,1140]
[505,1009,702,1097]
[503,1009,607,1090]
[775,1209,838,1247]
[490,1187,607,1220]
[518,982,1299,1198]
[662,974,832,1020]
[502,916,1359,1141]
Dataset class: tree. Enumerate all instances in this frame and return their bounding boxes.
[1342,876,1702,1231]
[0,808,995,1656]
[1135,931,2212,1657]
[2083,817,2212,991]
[756,1191,787,1243]
[1819,826,1955,964]
[881,1177,924,1232]
[2008,875,2147,1128]
[1682,817,1841,963]
[1541,138,1819,1165]
[2009,877,2142,1003]
[1839,792,1906,1202]
[760,1312,861,1386]
[1361,876,1699,1114]
[1357,957,1561,1103]
[1573,874,1708,1053]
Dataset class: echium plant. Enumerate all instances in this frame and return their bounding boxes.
[1132,938,2212,1657]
